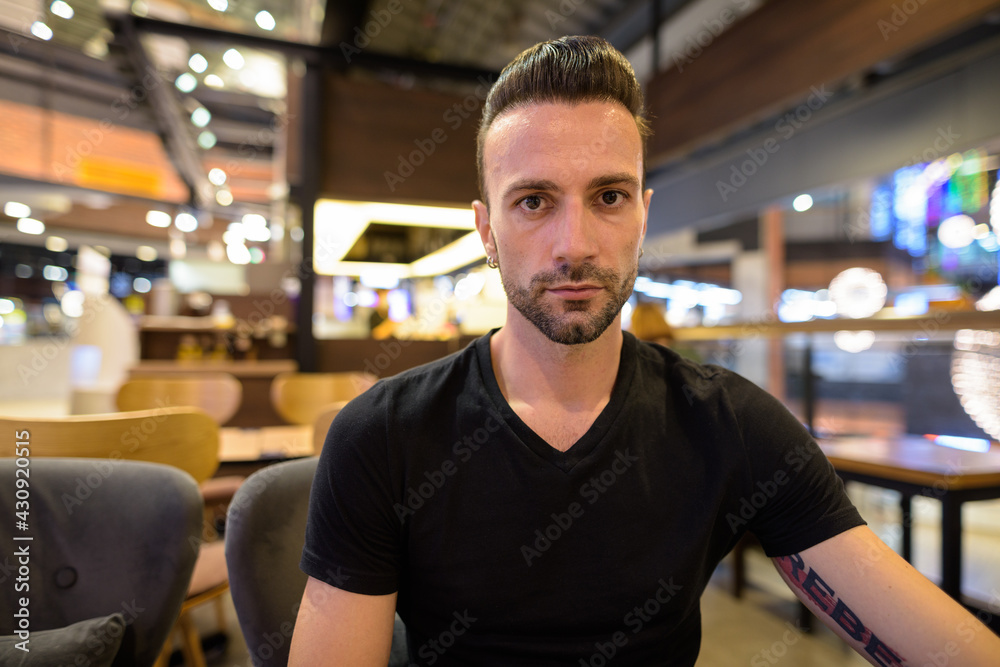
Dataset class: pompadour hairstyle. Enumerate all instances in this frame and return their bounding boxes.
[476,35,651,204]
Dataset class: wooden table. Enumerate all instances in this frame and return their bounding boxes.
[218,425,315,476]
[130,360,298,427]
[819,435,1000,603]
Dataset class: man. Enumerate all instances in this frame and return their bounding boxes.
[290,36,1000,665]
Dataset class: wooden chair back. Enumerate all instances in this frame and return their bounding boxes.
[311,401,349,453]
[0,407,220,484]
[270,372,376,426]
[117,373,242,425]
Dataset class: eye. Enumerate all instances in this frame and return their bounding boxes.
[518,195,543,211]
[600,191,627,206]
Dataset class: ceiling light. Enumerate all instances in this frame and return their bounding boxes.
[828,267,887,319]
[242,214,270,242]
[50,1,74,19]
[169,238,187,259]
[207,0,227,11]
[174,212,198,232]
[208,168,227,185]
[30,22,53,41]
[223,48,244,70]
[204,74,225,89]
[42,265,69,281]
[198,131,217,149]
[60,289,84,317]
[4,202,31,218]
[216,189,233,206]
[191,107,212,127]
[17,218,45,235]
[136,245,158,261]
[410,233,490,277]
[223,222,244,245]
[255,10,276,30]
[82,34,108,59]
[188,53,208,73]
[175,73,197,93]
[45,236,68,252]
[145,210,171,228]
[938,214,977,249]
[833,330,875,353]
[227,243,251,265]
[792,194,813,212]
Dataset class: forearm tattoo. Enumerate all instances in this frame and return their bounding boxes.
[775,554,908,666]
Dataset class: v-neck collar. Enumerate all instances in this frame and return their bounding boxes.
[475,328,637,473]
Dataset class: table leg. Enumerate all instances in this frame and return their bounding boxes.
[940,497,962,600]
[899,493,913,563]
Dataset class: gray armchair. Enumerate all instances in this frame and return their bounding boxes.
[225,457,409,666]
[0,457,203,667]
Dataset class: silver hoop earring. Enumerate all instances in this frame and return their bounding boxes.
[486,256,498,269]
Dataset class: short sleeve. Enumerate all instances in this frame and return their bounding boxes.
[300,384,402,595]
[724,371,866,557]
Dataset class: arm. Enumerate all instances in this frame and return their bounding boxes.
[773,525,1000,665]
[288,576,398,667]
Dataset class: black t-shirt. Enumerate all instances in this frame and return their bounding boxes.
[301,331,865,665]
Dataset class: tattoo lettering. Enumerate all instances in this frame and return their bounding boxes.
[776,555,908,667]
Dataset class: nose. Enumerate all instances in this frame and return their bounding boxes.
[551,198,599,265]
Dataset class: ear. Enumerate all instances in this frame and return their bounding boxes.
[473,200,496,259]
[639,188,653,248]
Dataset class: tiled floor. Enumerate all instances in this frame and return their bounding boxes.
[196,486,1000,666]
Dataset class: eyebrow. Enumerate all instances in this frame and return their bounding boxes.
[501,179,560,203]
[500,172,641,203]
[588,172,641,192]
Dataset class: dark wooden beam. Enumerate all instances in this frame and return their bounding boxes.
[645,0,1000,166]
[320,73,485,204]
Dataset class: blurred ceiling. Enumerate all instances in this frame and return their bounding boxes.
[0,0,699,253]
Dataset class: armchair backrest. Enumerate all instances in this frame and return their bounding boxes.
[224,457,408,666]
[0,407,220,484]
[269,372,376,425]
[117,373,242,425]
[0,457,203,667]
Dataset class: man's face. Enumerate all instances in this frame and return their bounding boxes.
[474,101,652,345]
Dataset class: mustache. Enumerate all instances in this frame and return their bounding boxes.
[528,263,620,289]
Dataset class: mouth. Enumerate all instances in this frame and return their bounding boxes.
[546,284,604,299]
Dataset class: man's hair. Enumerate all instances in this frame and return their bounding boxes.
[476,35,651,204]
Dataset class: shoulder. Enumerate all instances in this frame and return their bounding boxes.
[631,335,740,397]
[333,336,483,427]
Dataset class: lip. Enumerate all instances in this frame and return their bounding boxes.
[547,284,603,299]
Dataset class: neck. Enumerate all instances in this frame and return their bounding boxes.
[490,309,623,409]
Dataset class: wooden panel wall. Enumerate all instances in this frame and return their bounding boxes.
[320,73,486,205]
[645,0,1000,165]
